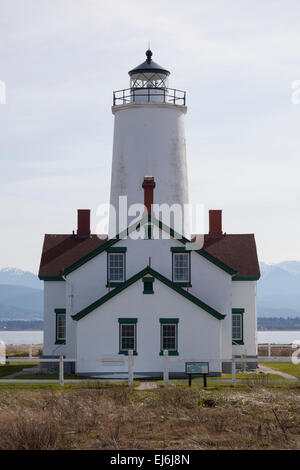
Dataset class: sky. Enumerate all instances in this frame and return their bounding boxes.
[0,0,300,273]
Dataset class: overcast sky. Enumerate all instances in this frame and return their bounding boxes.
[0,0,300,273]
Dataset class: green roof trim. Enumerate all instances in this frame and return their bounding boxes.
[60,214,236,278]
[72,266,225,322]
[195,249,236,275]
[62,217,148,276]
[232,276,260,281]
[39,276,64,281]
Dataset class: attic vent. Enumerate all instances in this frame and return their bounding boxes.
[143,276,154,294]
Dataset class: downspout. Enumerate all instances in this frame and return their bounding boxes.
[62,273,74,315]
[61,272,76,372]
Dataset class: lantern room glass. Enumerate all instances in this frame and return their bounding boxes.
[130,72,169,103]
[130,71,169,89]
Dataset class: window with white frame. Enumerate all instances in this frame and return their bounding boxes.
[119,319,137,354]
[55,311,66,342]
[160,319,179,354]
[108,253,125,282]
[162,324,176,350]
[232,314,243,341]
[173,253,190,283]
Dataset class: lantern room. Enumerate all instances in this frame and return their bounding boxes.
[129,49,170,89]
[113,49,186,106]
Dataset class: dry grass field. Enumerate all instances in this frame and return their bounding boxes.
[0,384,300,450]
[5,344,43,357]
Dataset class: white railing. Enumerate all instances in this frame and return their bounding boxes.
[1,353,299,387]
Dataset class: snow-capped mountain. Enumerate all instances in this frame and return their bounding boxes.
[258,261,300,317]
[0,267,42,290]
[0,263,299,320]
[0,268,42,320]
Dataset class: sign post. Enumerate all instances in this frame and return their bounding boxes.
[185,362,209,388]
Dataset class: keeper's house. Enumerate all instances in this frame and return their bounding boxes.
[38,50,260,376]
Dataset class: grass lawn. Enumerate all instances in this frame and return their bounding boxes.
[13,373,93,380]
[261,362,300,378]
[0,363,38,378]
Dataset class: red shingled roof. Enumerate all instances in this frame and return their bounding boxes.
[39,232,260,280]
[203,234,260,279]
[39,234,108,279]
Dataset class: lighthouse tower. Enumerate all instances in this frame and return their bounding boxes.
[109,50,190,238]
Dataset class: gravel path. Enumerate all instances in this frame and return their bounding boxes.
[134,381,159,390]
[258,364,297,380]
[3,366,40,379]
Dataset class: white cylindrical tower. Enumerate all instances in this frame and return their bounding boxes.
[109,50,190,238]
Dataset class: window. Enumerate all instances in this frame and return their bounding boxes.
[108,252,125,283]
[160,319,179,355]
[232,312,243,343]
[55,309,66,344]
[172,252,190,284]
[118,319,137,355]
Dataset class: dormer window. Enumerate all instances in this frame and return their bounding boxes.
[107,248,127,286]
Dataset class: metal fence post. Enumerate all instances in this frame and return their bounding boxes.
[59,355,64,386]
[29,344,32,359]
[232,356,236,387]
[128,350,134,387]
[268,343,271,358]
[163,350,169,387]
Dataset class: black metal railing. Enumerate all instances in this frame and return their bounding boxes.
[113,87,186,106]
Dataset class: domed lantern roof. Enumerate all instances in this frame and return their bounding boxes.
[129,50,170,89]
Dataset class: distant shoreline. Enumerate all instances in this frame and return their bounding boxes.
[0,320,43,331]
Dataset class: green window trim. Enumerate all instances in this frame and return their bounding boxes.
[55,309,66,344]
[118,318,138,324]
[106,247,127,253]
[118,318,138,355]
[160,318,179,355]
[174,282,192,288]
[54,308,66,314]
[106,282,123,288]
[142,276,155,294]
[107,251,126,285]
[170,247,191,252]
[172,251,191,285]
[232,308,245,314]
[160,318,179,324]
[232,309,244,345]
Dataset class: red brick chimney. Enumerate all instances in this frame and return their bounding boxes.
[77,209,91,236]
[209,210,222,236]
[142,176,156,214]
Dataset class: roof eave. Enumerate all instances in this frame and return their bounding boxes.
[72,266,225,322]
